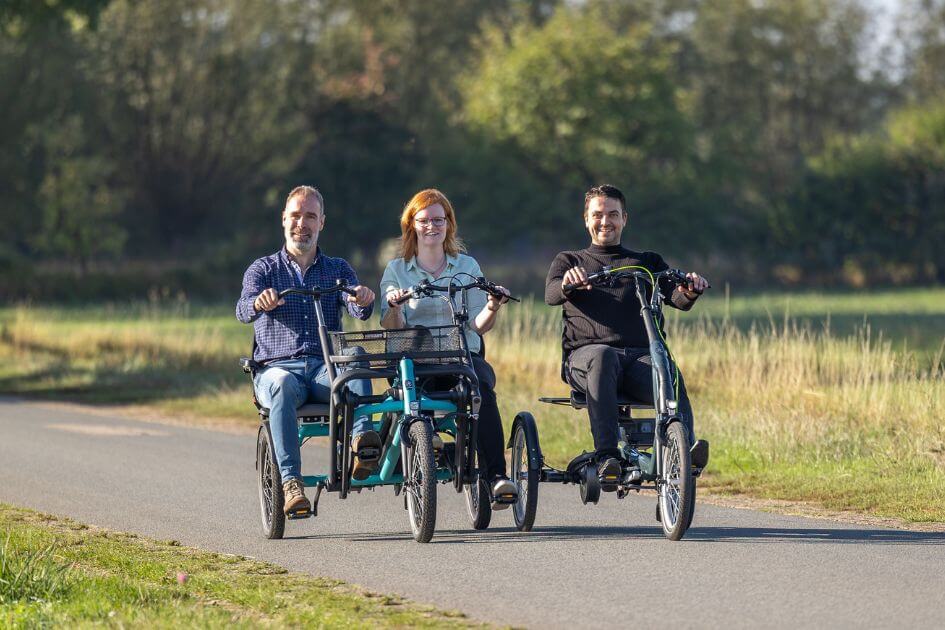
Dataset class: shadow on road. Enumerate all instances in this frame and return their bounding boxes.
[284,524,945,546]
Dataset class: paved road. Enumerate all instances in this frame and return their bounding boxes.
[2,399,943,628]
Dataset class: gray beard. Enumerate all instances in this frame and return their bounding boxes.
[288,236,314,252]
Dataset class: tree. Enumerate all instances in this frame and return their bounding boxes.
[88,0,310,251]
[34,116,127,274]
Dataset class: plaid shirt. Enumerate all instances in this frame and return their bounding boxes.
[236,247,373,363]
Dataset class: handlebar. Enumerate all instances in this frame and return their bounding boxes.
[278,278,357,299]
[391,276,521,306]
[562,267,710,293]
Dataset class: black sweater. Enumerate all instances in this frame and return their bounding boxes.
[545,244,696,360]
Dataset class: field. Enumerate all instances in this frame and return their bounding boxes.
[2,288,944,522]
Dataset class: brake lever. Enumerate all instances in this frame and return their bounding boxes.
[477,277,520,302]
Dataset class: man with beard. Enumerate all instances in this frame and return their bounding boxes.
[237,186,377,516]
[545,184,710,486]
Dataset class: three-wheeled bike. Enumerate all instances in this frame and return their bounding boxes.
[506,266,709,541]
[241,276,518,542]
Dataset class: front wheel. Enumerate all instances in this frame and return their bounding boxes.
[257,423,285,540]
[510,413,540,531]
[657,421,694,541]
[403,420,437,543]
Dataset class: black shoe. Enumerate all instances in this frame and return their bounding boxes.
[597,457,622,487]
[690,439,709,469]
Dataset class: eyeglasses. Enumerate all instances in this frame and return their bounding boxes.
[415,217,447,228]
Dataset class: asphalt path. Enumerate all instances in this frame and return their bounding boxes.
[2,399,944,628]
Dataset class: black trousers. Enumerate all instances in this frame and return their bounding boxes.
[470,354,507,480]
[566,344,694,457]
[421,354,506,480]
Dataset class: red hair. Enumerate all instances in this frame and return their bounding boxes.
[398,189,465,260]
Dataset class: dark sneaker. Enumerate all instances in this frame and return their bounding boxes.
[491,477,518,510]
[597,456,622,488]
[690,439,710,469]
[351,430,382,481]
[283,478,311,517]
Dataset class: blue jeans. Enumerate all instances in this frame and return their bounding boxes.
[254,354,372,482]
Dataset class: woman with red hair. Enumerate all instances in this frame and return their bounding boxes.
[380,189,517,507]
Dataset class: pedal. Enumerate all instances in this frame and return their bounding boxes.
[286,508,312,520]
[599,472,621,491]
[690,439,709,469]
[491,493,516,510]
[355,447,381,462]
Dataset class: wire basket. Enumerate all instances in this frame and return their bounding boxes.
[329,325,468,368]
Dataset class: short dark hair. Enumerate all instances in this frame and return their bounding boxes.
[584,184,626,214]
[285,185,325,214]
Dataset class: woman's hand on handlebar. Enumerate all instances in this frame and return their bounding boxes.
[386,288,411,308]
[347,285,375,307]
[562,266,592,292]
[485,285,511,311]
[254,288,285,312]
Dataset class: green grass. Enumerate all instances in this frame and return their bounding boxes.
[0,503,479,628]
[1,288,944,523]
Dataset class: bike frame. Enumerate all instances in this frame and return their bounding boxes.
[273,281,482,499]
[626,271,683,482]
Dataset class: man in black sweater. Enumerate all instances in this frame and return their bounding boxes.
[545,184,709,482]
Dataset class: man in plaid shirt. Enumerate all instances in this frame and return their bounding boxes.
[237,186,377,516]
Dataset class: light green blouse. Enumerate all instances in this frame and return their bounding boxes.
[379,254,488,354]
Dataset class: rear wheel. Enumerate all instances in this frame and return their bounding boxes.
[510,417,539,531]
[657,421,694,541]
[257,423,285,540]
[403,421,437,543]
[464,450,492,530]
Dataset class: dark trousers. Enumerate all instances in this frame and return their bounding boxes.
[470,354,507,480]
[566,344,694,457]
[420,354,506,480]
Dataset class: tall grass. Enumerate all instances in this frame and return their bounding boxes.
[1,292,944,521]
[0,535,71,605]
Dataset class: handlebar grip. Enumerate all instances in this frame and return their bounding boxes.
[392,291,413,306]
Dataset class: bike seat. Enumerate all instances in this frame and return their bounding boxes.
[258,403,331,422]
[538,391,653,410]
[240,357,262,374]
[570,390,652,409]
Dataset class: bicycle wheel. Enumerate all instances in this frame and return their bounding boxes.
[464,451,492,530]
[657,421,694,541]
[257,423,285,540]
[511,414,539,531]
[403,421,437,543]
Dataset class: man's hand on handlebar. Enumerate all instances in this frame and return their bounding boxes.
[678,272,709,298]
[254,288,285,312]
[347,285,375,307]
[562,266,592,292]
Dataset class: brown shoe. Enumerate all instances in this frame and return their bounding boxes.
[282,478,311,516]
[351,430,382,481]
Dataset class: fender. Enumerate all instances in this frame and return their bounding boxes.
[255,422,271,470]
[507,411,544,470]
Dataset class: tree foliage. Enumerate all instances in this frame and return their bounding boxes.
[0,0,942,295]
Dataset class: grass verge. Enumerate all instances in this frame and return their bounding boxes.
[0,503,477,628]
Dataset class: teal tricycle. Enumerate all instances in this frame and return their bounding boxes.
[241,277,516,543]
